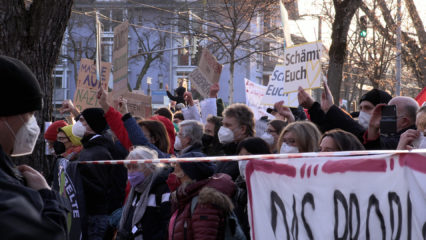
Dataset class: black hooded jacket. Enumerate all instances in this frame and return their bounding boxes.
[78,134,127,215]
[0,145,68,240]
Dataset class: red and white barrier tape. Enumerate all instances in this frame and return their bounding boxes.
[77,149,426,165]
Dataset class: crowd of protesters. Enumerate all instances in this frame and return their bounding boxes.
[1,55,425,239]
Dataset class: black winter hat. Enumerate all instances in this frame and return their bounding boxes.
[180,162,215,181]
[359,89,392,106]
[81,108,107,134]
[0,55,43,116]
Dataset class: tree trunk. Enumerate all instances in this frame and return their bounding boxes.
[327,0,362,104]
[228,59,235,104]
[0,0,73,173]
[134,55,153,90]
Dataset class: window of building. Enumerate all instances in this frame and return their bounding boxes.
[101,37,113,62]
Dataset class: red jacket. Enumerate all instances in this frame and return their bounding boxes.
[169,173,236,240]
[104,106,132,150]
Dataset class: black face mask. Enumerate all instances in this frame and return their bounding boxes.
[53,141,66,155]
[202,134,215,147]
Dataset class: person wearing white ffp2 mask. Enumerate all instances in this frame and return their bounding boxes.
[277,121,322,154]
[0,55,68,239]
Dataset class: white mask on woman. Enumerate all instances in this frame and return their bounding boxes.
[261,132,274,146]
[5,115,40,157]
[72,121,86,138]
[358,111,371,129]
[280,143,299,153]
[218,127,234,144]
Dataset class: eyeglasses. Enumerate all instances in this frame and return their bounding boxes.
[57,136,69,142]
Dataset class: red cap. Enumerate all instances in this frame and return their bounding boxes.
[44,120,68,141]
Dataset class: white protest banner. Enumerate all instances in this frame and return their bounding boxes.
[112,21,129,96]
[260,64,299,108]
[198,48,222,84]
[244,78,269,119]
[246,152,426,239]
[74,58,111,111]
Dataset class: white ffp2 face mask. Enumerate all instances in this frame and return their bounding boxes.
[174,136,184,150]
[218,126,234,144]
[280,143,299,154]
[358,111,371,129]
[72,121,86,138]
[261,132,274,146]
[5,115,40,157]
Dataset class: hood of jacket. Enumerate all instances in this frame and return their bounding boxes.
[176,173,235,212]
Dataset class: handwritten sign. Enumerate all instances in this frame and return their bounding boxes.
[188,68,211,98]
[260,64,299,108]
[198,48,222,84]
[112,21,129,96]
[244,79,269,119]
[281,41,326,94]
[112,92,152,118]
[73,58,111,111]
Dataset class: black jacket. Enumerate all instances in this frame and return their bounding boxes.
[364,125,416,150]
[166,86,186,104]
[215,142,240,180]
[117,167,172,240]
[78,134,127,215]
[309,102,366,142]
[0,145,68,240]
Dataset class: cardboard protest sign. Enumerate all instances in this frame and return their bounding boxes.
[244,79,270,119]
[188,68,211,98]
[260,64,299,108]
[246,152,426,239]
[73,58,111,111]
[112,91,152,119]
[198,48,222,84]
[112,21,129,96]
[189,49,222,98]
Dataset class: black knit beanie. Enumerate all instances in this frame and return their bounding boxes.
[359,89,392,106]
[180,162,215,181]
[81,108,107,134]
[0,55,43,116]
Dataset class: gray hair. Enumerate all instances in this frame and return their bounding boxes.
[126,146,162,171]
[179,120,203,145]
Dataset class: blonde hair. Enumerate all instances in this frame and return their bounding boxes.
[277,121,321,152]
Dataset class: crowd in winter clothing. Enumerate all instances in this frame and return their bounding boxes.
[1,55,425,240]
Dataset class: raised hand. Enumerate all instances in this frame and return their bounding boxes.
[367,103,386,140]
[297,87,314,109]
[118,97,129,114]
[59,99,80,117]
[165,84,169,91]
[97,88,109,112]
[274,100,295,123]
[209,83,220,98]
[321,81,334,113]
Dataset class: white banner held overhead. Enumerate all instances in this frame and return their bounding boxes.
[246,153,426,239]
[260,64,299,108]
[244,79,269,119]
